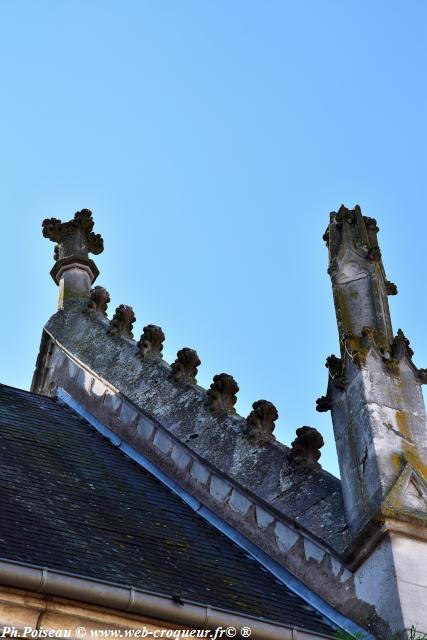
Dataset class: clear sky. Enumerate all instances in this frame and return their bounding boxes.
[1,1,426,477]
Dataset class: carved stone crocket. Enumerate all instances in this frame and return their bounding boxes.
[170,348,201,385]
[137,325,165,362]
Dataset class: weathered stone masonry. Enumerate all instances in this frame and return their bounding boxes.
[32,207,427,638]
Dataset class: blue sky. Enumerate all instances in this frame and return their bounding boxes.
[1,1,426,476]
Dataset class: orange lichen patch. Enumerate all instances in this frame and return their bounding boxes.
[381,462,427,524]
[403,448,427,482]
[390,453,403,475]
[391,412,427,481]
[395,411,413,441]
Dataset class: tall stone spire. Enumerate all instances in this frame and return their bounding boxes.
[42,209,103,308]
[319,205,427,634]
[324,204,395,356]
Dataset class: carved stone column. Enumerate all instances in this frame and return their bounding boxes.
[320,205,427,635]
[42,209,103,308]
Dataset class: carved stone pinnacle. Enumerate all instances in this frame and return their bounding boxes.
[246,400,278,445]
[206,373,239,416]
[108,305,136,339]
[170,348,201,385]
[291,426,324,469]
[137,325,165,362]
[86,286,110,317]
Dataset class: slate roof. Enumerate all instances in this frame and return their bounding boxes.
[0,384,336,636]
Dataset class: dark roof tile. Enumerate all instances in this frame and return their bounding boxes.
[0,384,335,635]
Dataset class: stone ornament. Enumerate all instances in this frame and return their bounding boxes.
[207,373,239,416]
[367,246,382,262]
[42,209,104,260]
[108,305,136,339]
[291,426,324,469]
[383,329,414,376]
[315,395,332,413]
[246,400,278,445]
[137,325,165,362]
[391,329,414,360]
[86,286,110,317]
[326,355,346,389]
[170,348,201,385]
[364,216,380,233]
[385,329,427,383]
[385,280,398,296]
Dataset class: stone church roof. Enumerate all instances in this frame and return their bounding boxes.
[0,382,336,636]
[25,208,394,637]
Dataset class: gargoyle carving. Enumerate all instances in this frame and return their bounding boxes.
[207,373,239,416]
[108,305,136,339]
[137,325,165,362]
[86,286,110,317]
[417,369,427,384]
[42,209,104,260]
[246,400,278,445]
[291,426,324,469]
[170,348,201,385]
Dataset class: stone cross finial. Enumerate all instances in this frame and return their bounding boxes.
[42,209,104,307]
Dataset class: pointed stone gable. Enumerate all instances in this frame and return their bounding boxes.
[382,463,427,522]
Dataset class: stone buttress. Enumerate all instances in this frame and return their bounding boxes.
[319,205,427,634]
